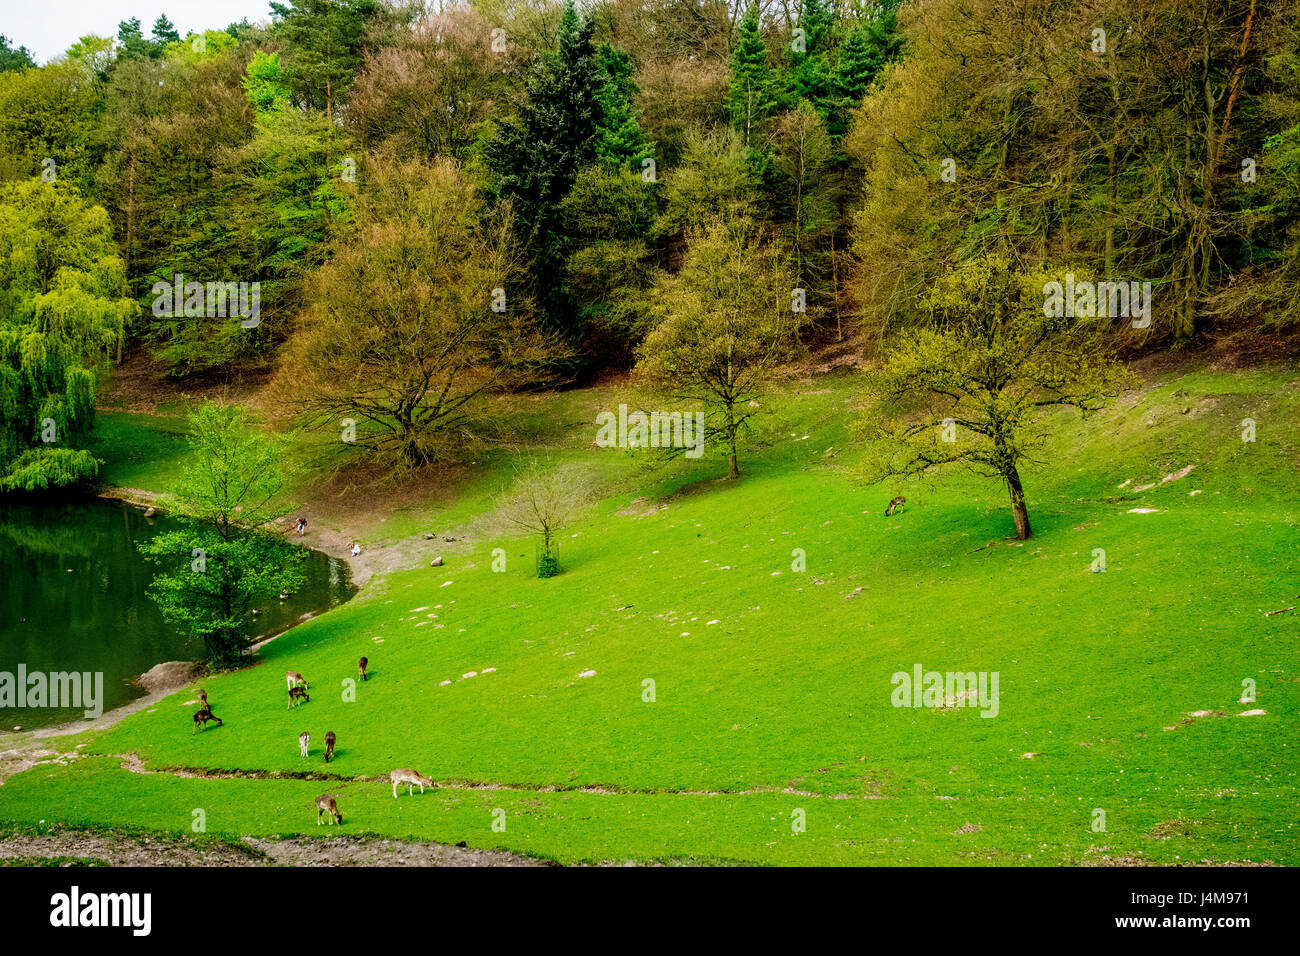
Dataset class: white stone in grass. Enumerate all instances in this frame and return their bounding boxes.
[1127,508,1159,514]
[578,669,596,678]
[440,580,453,587]
[680,632,690,637]
[439,680,451,687]
[707,619,719,625]
[483,668,496,674]
[462,671,477,679]
[1240,709,1266,716]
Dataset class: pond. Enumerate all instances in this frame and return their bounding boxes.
[0,497,355,730]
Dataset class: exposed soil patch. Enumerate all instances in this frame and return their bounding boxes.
[0,828,547,867]
[243,836,551,867]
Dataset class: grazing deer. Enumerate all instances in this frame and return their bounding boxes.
[299,731,310,757]
[390,768,433,798]
[193,706,222,733]
[196,688,208,709]
[285,671,308,691]
[315,794,342,826]
[287,685,310,709]
[358,657,368,682]
[884,495,906,517]
[324,731,336,763]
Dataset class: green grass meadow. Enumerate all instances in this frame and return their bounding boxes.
[2,361,1297,865]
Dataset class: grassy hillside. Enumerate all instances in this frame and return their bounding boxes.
[2,358,1297,865]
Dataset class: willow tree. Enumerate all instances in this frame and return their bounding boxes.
[0,180,133,492]
[856,257,1135,540]
[277,157,562,473]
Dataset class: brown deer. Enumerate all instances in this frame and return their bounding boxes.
[287,685,310,709]
[324,731,336,763]
[315,794,342,826]
[285,671,308,691]
[192,706,222,733]
[196,688,208,709]
[884,495,906,517]
[299,731,310,757]
[358,657,368,682]
[390,768,434,798]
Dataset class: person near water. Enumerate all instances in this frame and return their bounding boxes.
[351,542,361,556]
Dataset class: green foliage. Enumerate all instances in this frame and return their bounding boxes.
[151,16,181,47]
[637,217,802,477]
[0,448,99,493]
[0,34,35,72]
[483,0,606,341]
[116,18,162,61]
[242,51,291,113]
[856,257,1135,539]
[0,62,97,186]
[0,179,133,491]
[268,0,383,113]
[595,44,650,169]
[727,4,778,146]
[139,402,305,665]
[560,164,659,345]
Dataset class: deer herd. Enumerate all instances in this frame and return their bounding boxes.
[190,656,434,826]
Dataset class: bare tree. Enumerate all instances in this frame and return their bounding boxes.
[496,461,596,577]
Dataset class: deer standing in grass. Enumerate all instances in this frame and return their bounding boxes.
[197,688,208,709]
[390,769,433,798]
[288,685,310,709]
[299,731,310,757]
[193,706,221,733]
[884,496,906,517]
[324,731,336,763]
[286,671,308,691]
[358,657,368,682]
[315,794,342,826]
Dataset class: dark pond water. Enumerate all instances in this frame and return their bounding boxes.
[0,497,355,729]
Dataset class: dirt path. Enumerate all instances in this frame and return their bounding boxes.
[0,830,549,867]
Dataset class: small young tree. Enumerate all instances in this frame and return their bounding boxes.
[856,257,1135,540]
[140,402,306,666]
[636,217,802,479]
[497,461,595,577]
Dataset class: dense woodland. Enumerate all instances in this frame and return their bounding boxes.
[2,0,1298,491]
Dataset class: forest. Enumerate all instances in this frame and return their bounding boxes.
[2,0,1296,493]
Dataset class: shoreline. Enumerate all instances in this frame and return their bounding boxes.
[2,490,367,742]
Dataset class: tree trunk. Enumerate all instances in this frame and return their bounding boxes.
[1006,467,1032,540]
[728,403,738,481]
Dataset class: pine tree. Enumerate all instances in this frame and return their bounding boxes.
[151,15,181,46]
[0,35,35,72]
[116,18,157,61]
[483,0,606,341]
[727,3,777,146]
[595,44,650,169]
[268,0,382,116]
[826,7,900,139]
